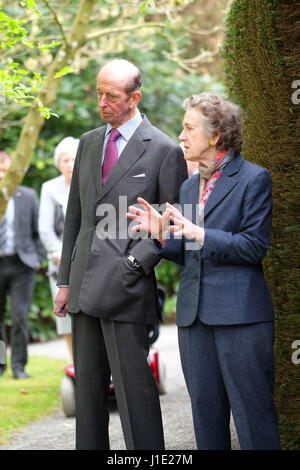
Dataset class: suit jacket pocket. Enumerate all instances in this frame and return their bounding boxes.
[78,251,146,320]
[122,174,150,184]
[121,255,144,291]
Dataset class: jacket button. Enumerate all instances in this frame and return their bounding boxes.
[194,254,199,261]
[193,274,199,281]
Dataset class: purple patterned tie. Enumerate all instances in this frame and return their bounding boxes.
[102,128,121,185]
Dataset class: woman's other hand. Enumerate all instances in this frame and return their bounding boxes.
[127,197,169,241]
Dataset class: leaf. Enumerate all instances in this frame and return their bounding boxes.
[55,66,76,78]
[26,0,37,7]
[19,0,40,16]
[40,41,61,51]
[140,0,156,13]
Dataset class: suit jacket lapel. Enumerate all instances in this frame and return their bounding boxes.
[204,154,243,219]
[90,126,106,195]
[96,116,151,203]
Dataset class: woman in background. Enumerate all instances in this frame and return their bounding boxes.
[39,137,79,359]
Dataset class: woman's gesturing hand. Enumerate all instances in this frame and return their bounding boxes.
[126,197,170,241]
[166,202,205,243]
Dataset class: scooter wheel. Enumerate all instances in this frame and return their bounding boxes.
[157,358,167,395]
[60,375,75,417]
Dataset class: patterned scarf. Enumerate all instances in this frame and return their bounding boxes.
[198,150,233,206]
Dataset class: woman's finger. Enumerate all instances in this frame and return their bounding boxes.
[126,212,139,221]
[166,202,182,217]
[169,225,184,237]
[167,210,185,224]
[127,205,147,215]
[136,197,154,212]
[169,214,185,227]
[130,223,143,232]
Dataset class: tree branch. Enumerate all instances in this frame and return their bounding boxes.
[86,21,165,41]
[0,119,25,128]
[41,0,69,46]
[162,48,220,73]
[185,25,224,36]
[182,49,220,65]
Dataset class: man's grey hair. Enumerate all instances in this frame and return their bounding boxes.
[100,59,142,95]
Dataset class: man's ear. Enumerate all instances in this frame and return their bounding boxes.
[130,91,142,108]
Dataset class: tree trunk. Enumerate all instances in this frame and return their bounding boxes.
[223,0,300,449]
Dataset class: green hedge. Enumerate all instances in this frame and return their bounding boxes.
[222,0,300,449]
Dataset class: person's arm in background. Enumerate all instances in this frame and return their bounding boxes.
[54,139,83,316]
[31,188,46,267]
[38,182,62,264]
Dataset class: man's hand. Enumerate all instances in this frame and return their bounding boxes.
[54,287,69,317]
[52,251,61,266]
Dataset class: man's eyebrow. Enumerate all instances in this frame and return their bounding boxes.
[96,89,119,96]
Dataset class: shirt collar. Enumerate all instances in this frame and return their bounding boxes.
[105,109,143,141]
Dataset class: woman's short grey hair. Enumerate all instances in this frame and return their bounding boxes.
[54,136,80,168]
[183,92,243,155]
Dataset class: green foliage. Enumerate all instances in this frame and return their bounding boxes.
[20,0,39,14]
[0,1,60,117]
[222,0,300,449]
[0,7,27,47]
[138,56,226,140]
[156,259,180,321]
[28,268,57,342]
[140,0,156,12]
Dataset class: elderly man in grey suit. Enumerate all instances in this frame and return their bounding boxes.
[0,151,45,378]
[54,59,188,450]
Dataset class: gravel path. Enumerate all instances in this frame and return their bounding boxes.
[0,324,239,450]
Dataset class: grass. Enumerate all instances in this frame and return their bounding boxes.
[0,356,68,444]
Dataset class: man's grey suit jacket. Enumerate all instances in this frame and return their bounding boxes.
[57,115,188,324]
[12,186,46,270]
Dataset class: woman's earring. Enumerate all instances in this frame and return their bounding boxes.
[209,138,214,146]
